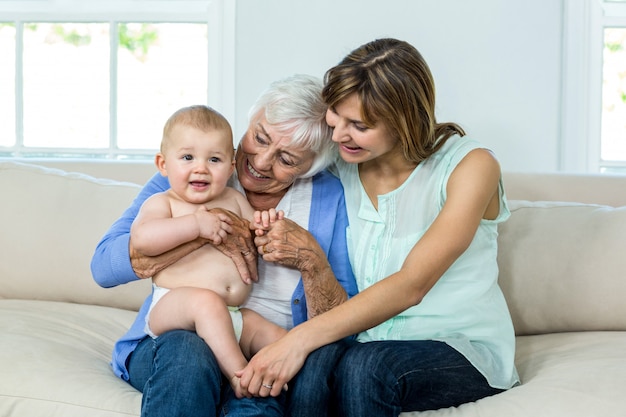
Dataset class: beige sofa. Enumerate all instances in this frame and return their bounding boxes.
[1,159,625,417]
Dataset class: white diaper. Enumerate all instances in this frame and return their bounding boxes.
[145,284,243,341]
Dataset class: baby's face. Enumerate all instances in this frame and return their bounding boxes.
[161,125,234,204]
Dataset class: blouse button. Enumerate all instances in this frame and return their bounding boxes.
[293,299,300,305]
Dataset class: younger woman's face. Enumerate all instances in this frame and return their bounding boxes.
[325,93,399,164]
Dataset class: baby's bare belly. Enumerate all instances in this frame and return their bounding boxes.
[152,246,251,306]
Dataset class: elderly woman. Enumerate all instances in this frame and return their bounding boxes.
[90,74,357,417]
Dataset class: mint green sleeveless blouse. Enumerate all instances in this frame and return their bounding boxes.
[334,136,519,389]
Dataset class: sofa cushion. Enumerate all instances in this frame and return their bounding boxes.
[0,161,151,311]
[0,299,141,417]
[497,200,626,335]
[411,332,626,417]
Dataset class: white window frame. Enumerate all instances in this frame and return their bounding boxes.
[0,0,235,160]
[561,0,626,173]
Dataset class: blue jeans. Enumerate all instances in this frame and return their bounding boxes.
[219,386,286,417]
[333,340,504,417]
[285,340,351,417]
[128,330,284,417]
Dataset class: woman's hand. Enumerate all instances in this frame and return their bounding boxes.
[130,238,206,279]
[236,332,308,398]
[254,217,323,271]
[255,217,348,317]
[208,207,258,284]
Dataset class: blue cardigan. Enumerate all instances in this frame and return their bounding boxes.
[90,170,357,380]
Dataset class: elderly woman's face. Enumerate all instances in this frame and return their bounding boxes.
[235,116,315,196]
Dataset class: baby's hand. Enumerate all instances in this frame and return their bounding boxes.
[230,375,247,399]
[251,208,284,235]
[195,206,232,244]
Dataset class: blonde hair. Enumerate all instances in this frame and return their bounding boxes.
[161,105,233,156]
[322,38,465,163]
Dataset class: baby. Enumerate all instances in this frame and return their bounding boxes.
[131,105,286,397]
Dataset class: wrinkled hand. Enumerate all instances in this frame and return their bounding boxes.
[236,333,307,398]
[208,207,258,283]
[129,243,160,279]
[254,217,324,272]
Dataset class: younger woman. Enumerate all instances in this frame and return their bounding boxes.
[239,38,519,416]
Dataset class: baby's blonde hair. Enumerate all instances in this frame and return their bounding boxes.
[161,105,233,156]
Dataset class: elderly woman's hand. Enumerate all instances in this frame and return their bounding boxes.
[254,216,348,317]
[129,237,205,279]
[254,217,324,272]
[208,207,258,284]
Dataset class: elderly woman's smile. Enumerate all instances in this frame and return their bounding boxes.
[245,160,269,179]
[235,116,315,205]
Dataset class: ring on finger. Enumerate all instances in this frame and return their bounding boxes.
[262,383,273,389]
[241,250,251,256]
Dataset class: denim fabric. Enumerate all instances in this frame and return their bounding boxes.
[286,340,351,417]
[333,340,504,417]
[128,330,285,417]
[220,386,285,417]
[128,330,222,417]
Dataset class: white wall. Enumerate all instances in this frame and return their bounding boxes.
[232,0,564,173]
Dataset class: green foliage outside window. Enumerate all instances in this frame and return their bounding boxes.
[605,30,626,104]
[52,24,91,47]
[0,22,159,61]
[118,23,158,61]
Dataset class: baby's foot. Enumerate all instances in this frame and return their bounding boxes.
[230,375,246,399]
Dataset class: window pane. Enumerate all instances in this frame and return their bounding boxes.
[117,23,208,150]
[601,28,626,162]
[0,23,15,147]
[22,23,109,149]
